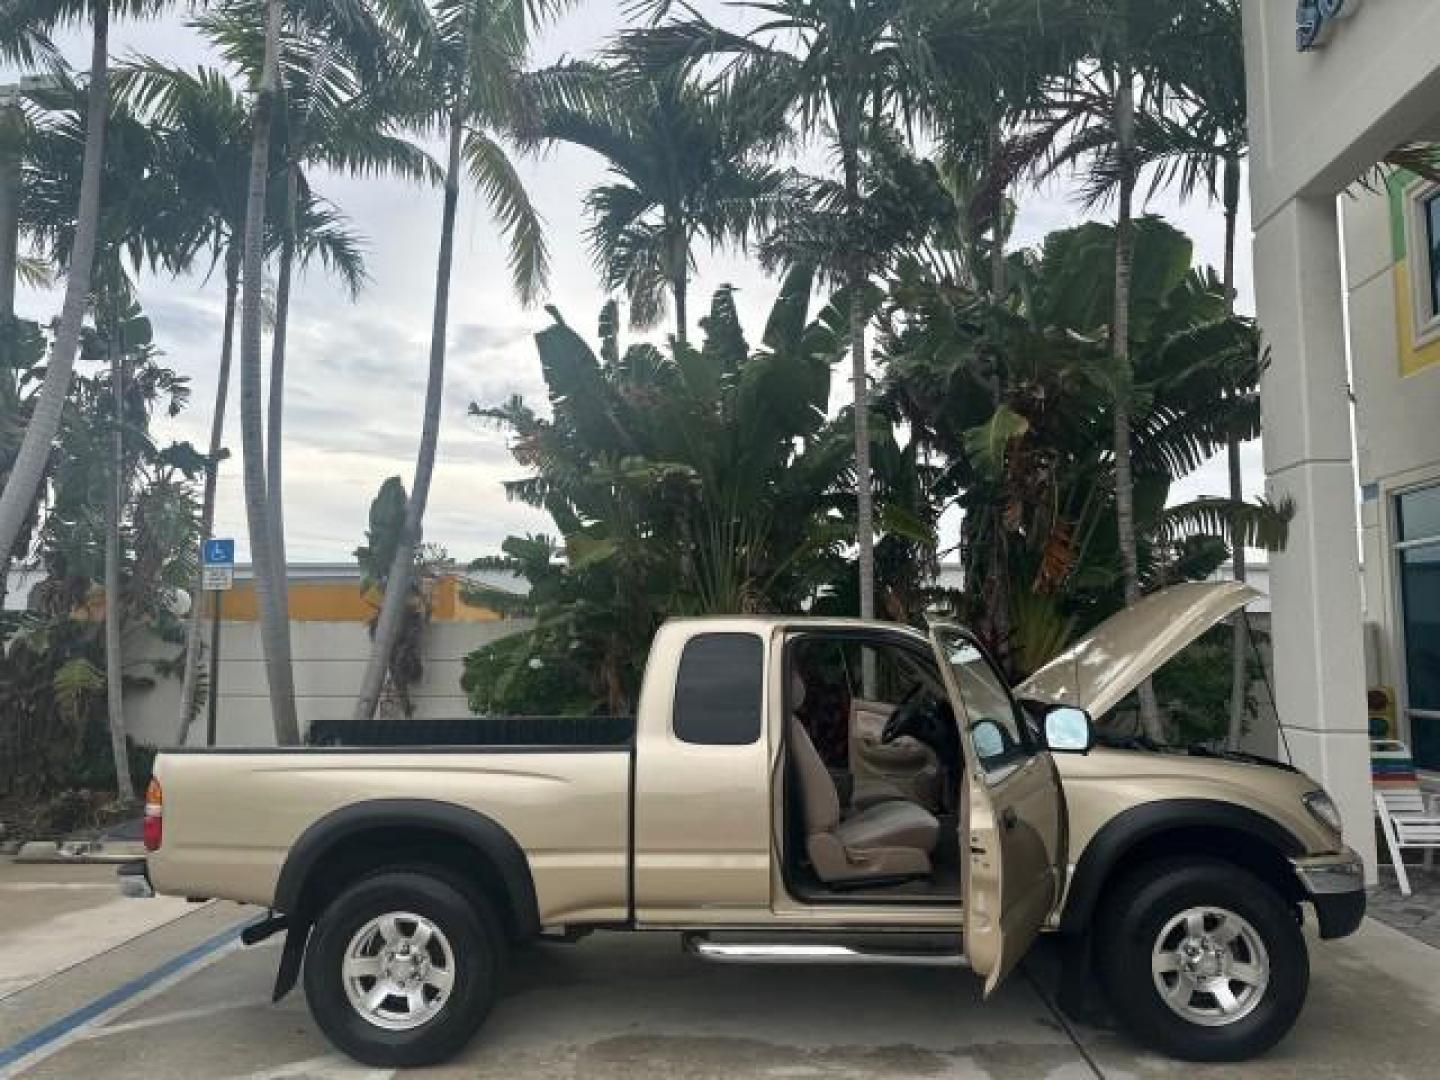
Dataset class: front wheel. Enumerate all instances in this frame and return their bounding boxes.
[1097,858,1308,1062]
[303,870,504,1067]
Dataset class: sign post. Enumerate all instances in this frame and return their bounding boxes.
[201,539,235,746]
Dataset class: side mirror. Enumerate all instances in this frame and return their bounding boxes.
[1041,705,1094,754]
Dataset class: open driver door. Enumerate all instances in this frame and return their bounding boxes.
[929,623,1066,994]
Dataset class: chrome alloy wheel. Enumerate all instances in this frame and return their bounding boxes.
[1151,906,1270,1027]
[342,912,456,1031]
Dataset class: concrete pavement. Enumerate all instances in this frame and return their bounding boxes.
[1,867,1438,1079]
[0,862,196,1001]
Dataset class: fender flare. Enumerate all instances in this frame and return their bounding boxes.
[272,798,540,939]
[1058,798,1306,936]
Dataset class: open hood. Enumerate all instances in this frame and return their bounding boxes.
[1013,581,1263,718]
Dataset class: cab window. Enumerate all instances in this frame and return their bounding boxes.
[673,633,764,745]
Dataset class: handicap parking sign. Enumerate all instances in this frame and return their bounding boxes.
[203,538,235,566]
[202,538,235,591]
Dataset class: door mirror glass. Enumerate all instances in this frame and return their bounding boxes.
[1043,706,1093,754]
[970,719,1007,762]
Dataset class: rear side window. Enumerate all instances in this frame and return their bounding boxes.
[673,633,764,745]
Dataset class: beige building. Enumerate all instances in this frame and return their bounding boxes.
[1243,0,1440,878]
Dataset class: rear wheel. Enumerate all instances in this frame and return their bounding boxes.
[1097,858,1308,1062]
[304,870,503,1067]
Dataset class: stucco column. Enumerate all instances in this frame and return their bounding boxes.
[1253,195,1378,880]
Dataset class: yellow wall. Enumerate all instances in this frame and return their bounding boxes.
[210,575,504,623]
[1393,261,1440,377]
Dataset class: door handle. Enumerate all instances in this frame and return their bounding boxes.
[1001,806,1018,831]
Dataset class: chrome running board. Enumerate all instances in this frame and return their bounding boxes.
[682,933,968,968]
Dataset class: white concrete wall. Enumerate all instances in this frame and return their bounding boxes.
[1239,0,1440,879]
[1343,187,1440,750]
[1344,195,1440,497]
[125,619,532,747]
[1245,0,1440,219]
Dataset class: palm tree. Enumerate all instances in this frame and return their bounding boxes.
[119,62,372,741]
[117,63,256,743]
[629,0,944,633]
[1134,0,1252,744]
[101,292,142,800]
[909,0,1077,668]
[1,97,23,325]
[195,1,436,689]
[526,64,787,342]
[882,216,1291,703]
[234,0,299,742]
[352,0,574,724]
[1020,1,1188,739]
[0,1,173,586]
[22,73,186,799]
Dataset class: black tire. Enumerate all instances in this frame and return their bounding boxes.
[1096,858,1308,1062]
[303,869,504,1068]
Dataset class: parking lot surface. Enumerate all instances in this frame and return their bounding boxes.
[3,864,1439,1079]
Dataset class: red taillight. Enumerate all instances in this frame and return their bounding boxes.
[143,777,163,851]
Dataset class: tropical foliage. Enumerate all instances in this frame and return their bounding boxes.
[0,305,202,799]
[6,0,1421,778]
[355,476,451,718]
[465,272,880,714]
[881,216,1289,681]
[526,63,790,340]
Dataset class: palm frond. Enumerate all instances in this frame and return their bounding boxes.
[293,194,368,297]
[462,129,549,306]
[1155,496,1295,553]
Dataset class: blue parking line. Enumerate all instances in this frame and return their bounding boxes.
[0,918,257,1073]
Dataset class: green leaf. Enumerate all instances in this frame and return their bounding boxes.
[962,405,1030,479]
[120,316,153,350]
[879,503,935,547]
[565,533,620,570]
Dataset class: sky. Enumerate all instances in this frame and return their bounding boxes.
[5,2,1264,564]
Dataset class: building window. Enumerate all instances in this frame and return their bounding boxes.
[673,633,763,745]
[1402,181,1440,349]
[1396,485,1440,770]
[1426,192,1440,323]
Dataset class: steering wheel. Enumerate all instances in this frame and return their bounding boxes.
[880,683,925,745]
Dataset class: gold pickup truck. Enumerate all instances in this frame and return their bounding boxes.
[126,582,1364,1068]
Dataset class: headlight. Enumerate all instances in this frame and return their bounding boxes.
[1302,790,1343,835]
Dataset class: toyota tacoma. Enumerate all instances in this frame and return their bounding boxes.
[123,581,1365,1067]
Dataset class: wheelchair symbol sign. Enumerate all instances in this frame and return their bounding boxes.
[202,538,235,566]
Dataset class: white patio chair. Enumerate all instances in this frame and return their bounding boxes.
[1372,739,1440,897]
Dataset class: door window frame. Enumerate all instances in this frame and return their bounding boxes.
[929,623,1038,787]
[774,626,963,910]
[1392,480,1440,771]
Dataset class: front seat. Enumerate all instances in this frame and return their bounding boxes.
[788,683,940,884]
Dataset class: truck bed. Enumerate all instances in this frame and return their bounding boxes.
[148,736,633,925]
